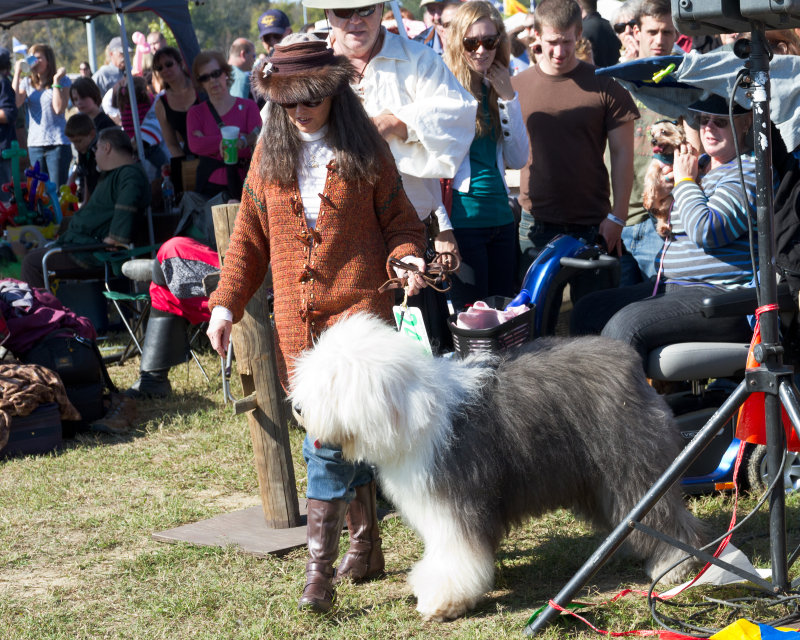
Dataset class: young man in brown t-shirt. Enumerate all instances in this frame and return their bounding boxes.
[511,0,638,293]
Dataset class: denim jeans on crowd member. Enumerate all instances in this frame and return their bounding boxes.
[27,144,72,189]
[303,433,373,503]
[570,280,754,364]
[619,217,665,286]
[451,222,517,311]
[517,209,616,304]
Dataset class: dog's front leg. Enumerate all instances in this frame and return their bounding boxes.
[406,510,496,621]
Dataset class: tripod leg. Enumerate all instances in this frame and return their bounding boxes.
[525,380,751,636]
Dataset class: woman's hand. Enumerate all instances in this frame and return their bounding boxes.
[393,255,427,296]
[673,143,699,183]
[53,67,67,85]
[485,61,514,101]
[207,316,233,358]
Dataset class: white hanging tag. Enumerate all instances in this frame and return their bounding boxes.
[392,305,432,355]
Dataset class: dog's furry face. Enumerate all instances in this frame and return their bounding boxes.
[289,314,442,464]
[649,120,686,159]
[289,313,493,466]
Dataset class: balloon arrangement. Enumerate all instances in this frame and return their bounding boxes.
[0,142,63,229]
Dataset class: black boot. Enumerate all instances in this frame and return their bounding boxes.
[298,498,348,613]
[125,309,190,399]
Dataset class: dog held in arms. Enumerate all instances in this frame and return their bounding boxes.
[641,119,688,238]
[289,314,705,621]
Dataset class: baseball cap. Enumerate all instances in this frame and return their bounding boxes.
[258,9,291,38]
[688,94,749,117]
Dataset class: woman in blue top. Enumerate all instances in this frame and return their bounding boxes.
[443,1,529,311]
[12,43,72,188]
[570,95,759,362]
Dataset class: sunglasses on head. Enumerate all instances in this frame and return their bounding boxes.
[196,67,225,84]
[613,19,636,34]
[153,60,175,72]
[277,99,324,110]
[462,34,500,52]
[697,115,730,129]
[331,4,377,19]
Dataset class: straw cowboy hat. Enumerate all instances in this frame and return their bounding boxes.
[302,0,385,9]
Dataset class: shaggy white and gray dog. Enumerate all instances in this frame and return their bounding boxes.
[289,314,705,621]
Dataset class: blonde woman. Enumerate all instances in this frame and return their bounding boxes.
[443,1,529,310]
[12,44,72,187]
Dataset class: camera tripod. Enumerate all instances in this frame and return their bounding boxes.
[526,26,800,636]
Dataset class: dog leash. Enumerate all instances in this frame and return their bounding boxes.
[378,252,461,294]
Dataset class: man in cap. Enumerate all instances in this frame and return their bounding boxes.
[294,0,475,611]
[413,0,456,53]
[258,9,292,56]
[0,46,17,190]
[93,36,128,94]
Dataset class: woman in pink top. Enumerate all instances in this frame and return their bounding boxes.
[186,50,261,199]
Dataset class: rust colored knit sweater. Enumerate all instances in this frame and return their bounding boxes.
[209,140,426,386]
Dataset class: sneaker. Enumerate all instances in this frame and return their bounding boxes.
[91,394,138,435]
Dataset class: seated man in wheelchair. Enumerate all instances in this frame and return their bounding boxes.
[20,127,151,289]
[570,95,760,362]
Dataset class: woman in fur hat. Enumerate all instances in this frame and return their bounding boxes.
[206,35,428,614]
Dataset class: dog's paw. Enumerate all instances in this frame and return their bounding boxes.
[416,595,473,622]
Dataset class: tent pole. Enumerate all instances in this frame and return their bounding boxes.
[86,19,98,73]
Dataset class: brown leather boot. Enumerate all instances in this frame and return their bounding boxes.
[298,498,347,613]
[334,480,385,583]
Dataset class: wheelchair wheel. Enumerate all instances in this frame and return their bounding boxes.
[746,445,800,494]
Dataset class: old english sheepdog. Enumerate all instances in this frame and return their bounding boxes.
[289,314,705,621]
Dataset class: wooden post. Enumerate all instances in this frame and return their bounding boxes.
[211,203,301,529]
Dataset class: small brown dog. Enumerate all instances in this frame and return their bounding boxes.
[642,119,687,237]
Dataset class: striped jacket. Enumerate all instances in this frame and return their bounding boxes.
[663,154,757,288]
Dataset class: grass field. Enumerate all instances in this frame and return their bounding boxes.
[2,344,799,639]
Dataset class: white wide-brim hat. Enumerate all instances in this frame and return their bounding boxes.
[303,0,384,9]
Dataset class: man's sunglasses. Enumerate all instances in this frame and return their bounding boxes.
[196,68,225,83]
[697,115,730,129]
[462,34,500,52]
[277,99,324,110]
[153,60,175,73]
[331,4,377,19]
[613,19,636,34]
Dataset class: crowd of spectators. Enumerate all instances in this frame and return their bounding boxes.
[1,1,799,415]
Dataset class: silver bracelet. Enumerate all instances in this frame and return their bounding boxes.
[606,213,626,227]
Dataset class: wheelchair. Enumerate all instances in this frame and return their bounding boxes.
[515,233,800,494]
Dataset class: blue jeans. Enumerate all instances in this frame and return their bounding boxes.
[619,218,664,286]
[27,144,72,188]
[570,280,754,363]
[451,222,517,311]
[302,433,373,503]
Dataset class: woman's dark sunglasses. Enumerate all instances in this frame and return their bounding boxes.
[331,4,377,19]
[196,68,225,83]
[153,60,175,73]
[462,34,500,52]
[613,19,636,34]
[278,99,324,110]
[697,115,730,129]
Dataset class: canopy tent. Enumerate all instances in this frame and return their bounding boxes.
[0,0,200,65]
[0,0,201,245]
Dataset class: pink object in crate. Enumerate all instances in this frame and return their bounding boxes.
[455,301,530,330]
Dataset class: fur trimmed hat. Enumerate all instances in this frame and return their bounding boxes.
[253,40,355,105]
